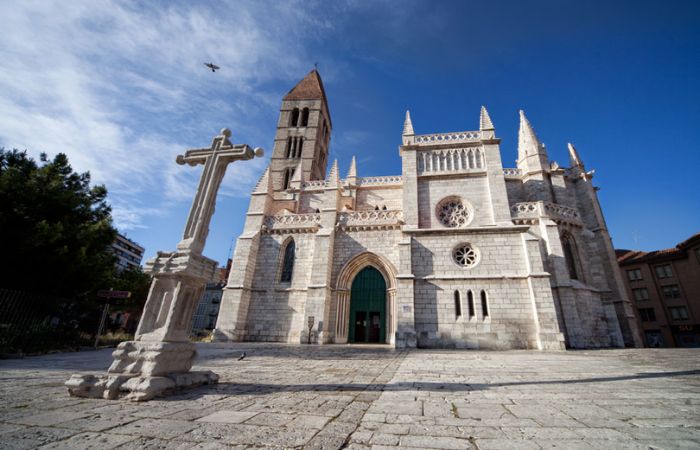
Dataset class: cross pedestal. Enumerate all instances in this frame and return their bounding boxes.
[66,128,263,401]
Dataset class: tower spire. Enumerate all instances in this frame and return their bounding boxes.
[327,159,340,187]
[518,110,547,162]
[480,106,494,131]
[568,142,584,169]
[347,155,357,180]
[403,110,414,136]
[253,167,272,194]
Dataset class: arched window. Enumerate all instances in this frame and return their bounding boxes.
[454,290,462,318]
[280,239,295,282]
[480,290,489,318]
[562,234,579,280]
[467,290,475,317]
[290,108,300,127]
[301,108,309,126]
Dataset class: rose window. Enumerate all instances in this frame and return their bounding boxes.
[452,244,479,268]
[437,197,470,228]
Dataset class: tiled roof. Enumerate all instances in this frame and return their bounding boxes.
[617,246,685,265]
[284,69,325,100]
[283,69,332,127]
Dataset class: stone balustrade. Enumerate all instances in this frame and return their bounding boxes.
[503,168,522,177]
[414,131,481,145]
[510,201,581,226]
[355,176,402,186]
[300,180,327,189]
[263,213,321,233]
[337,210,404,230]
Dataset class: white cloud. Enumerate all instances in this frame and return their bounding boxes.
[0,0,326,231]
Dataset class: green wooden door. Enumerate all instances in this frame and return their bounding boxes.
[348,266,386,343]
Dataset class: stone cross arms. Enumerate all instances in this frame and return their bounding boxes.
[176,128,264,255]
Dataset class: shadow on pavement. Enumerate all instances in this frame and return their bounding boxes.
[175,369,700,399]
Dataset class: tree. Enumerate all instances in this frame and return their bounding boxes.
[0,149,117,299]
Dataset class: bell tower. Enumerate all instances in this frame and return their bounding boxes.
[270,69,332,191]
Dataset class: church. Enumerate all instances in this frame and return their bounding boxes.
[213,70,642,350]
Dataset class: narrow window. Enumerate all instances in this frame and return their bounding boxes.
[562,236,579,280]
[480,290,489,318]
[286,137,292,158]
[454,290,462,318]
[297,137,304,157]
[290,108,300,127]
[283,168,292,190]
[301,108,309,126]
[280,239,295,282]
[467,290,475,317]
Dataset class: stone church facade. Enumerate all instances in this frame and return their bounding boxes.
[214,70,642,350]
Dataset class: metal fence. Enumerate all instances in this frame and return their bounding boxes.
[0,288,83,354]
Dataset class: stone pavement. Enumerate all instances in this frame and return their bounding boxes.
[0,345,699,449]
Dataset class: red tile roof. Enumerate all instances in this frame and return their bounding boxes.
[617,231,700,265]
[283,69,332,127]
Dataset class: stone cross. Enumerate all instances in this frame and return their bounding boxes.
[65,128,265,401]
[176,128,264,255]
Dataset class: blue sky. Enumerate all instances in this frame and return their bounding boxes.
[1,0,699,266]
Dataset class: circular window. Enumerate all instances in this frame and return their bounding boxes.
[452,243,480,268]
[436,197,472,228]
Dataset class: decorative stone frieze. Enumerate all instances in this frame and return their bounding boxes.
[503,168,522,178]
[355,176,402,186]
[414,131,481,145]
[510,201,582,227]
[263,213,321,233]
[336,210,404,231]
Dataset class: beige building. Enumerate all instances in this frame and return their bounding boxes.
[617,233,700,348]
[214,70,641,349]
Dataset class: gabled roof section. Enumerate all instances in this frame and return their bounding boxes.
[283,69,332,127]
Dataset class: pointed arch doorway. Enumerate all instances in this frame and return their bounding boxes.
[333,252,397,345]
[348,266,386,343]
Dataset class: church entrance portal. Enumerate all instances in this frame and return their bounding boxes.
[348,266,386,343]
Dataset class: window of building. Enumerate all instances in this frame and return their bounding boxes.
[467,290,475,318]
[561,234,579,280]
[283,167,295,190]
[644,330,664,348]
[627,269,643,281]
[480,290,489,318]
[285,137,292,158]
[301,108,309,127]
[290,108,300,127]
[454,290,462,319]
[452,243,480,268]
[279,239,295,283]
[669,306,689,321]
[638,308,656,322]
[437,197,472,228]
[662,285,681,300]
[655,264,673,279]
[297,137,304,157]
[632,288,649,301]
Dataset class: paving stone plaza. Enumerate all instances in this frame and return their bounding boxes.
[1,345,699,449]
